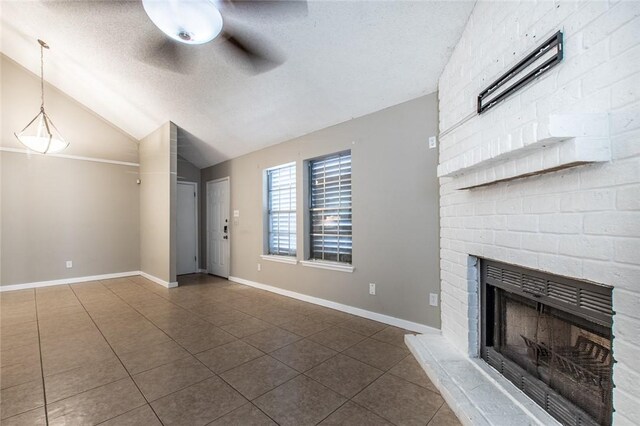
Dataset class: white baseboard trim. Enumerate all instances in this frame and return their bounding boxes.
[197,269,208,273]
[228,276,439,335]
[0,271,140,292]
[139,271,178,288]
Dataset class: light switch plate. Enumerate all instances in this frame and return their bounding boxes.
[428,136,437,149]
[429,293,438,306]
[66,261,73,269]
[233,210,240,217]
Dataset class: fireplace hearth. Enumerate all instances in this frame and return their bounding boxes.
[480,259,614,426]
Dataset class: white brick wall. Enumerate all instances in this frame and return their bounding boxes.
[438,1,640,423]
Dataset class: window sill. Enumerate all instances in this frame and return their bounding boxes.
[260,255,298,265]
[299,260,354,273]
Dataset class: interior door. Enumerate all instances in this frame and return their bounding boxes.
[207,178,230,278]
[177,182,198,275]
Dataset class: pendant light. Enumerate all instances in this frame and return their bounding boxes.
[14,39,68,154]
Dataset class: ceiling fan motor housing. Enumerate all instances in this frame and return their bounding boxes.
[142,0,223,45]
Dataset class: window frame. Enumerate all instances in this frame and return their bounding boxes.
[263,162,297,259]
[304,150,353,267]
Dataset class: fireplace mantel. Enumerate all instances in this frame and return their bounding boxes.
[437,113,610,189]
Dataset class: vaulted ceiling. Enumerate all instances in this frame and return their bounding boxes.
[1,0,475,168]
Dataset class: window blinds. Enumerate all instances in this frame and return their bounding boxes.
[309,151,352,264]
[267,164,296,256]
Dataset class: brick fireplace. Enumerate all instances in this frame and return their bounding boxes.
[406,1,639,424]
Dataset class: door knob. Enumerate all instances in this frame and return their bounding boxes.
[223,235,228,239]
[224,225,228,233]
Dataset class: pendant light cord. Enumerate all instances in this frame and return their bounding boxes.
[40,42,45,109]
[37,39,49,110]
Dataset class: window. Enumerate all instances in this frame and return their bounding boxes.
[308,151,352,264]
[266,163,296,256]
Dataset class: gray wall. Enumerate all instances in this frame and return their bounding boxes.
[139,122,177,284]
[0,55,140,286]
[1,55,138,163]
[1,154,140,285]
[177,155,201,184]
[201,93,441,328]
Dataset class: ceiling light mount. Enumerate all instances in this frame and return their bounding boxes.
[178,31,193,42]
[14,39,68,154]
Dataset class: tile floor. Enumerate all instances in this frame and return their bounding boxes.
[0,274,460,425]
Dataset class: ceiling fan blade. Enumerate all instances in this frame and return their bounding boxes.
[221,26,285,74]
[138,37,195,74]
[222,0,308,18]
[44,1,194,74]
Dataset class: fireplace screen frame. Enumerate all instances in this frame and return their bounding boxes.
[479,258,614,426]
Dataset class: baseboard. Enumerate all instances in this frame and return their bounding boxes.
[197,269,208,273]
[0,271,140,292]
[228,276,439,335]
[139,271,178,288]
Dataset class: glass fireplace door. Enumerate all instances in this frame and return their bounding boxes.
[480,258,614,426]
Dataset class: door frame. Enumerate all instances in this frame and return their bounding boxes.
[206,177,231,278]
[177,181,199,275]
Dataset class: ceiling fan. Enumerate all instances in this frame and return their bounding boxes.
[140,0,307,74]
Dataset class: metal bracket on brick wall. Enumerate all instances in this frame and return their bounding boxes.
[478,31,564,114]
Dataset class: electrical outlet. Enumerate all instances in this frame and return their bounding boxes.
[429,293,439,307]
[369,283,376,295]
[428,136,437,149]
[257,263,261,272]
[66,261,73,269]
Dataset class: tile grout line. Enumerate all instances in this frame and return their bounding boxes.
[67,284,164,425]
[165,279,424,425]
[141,276,375,336]
[426,401,447,426]
[97,278,272,423]
[92,404,153,426]
[6,276,449,426]
[101,278,284,425]
[118,279,353,424]
[342,352,446,426]
[33,288,51,426]
[93,276,439,425]
[308,343,416,426]
[172,293,328,424]
[305,334,438,426]
[205,304,411,423]
[141,281,317,337]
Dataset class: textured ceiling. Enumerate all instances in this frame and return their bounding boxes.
[1,0,475,168]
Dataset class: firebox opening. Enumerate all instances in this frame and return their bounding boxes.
[480,259,614,426]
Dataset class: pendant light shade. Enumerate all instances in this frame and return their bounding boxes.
[14,108,68,154]
[14,39,68,154]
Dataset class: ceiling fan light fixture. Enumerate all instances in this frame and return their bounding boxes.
[142,0,223,45]
[14,39,68,154]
